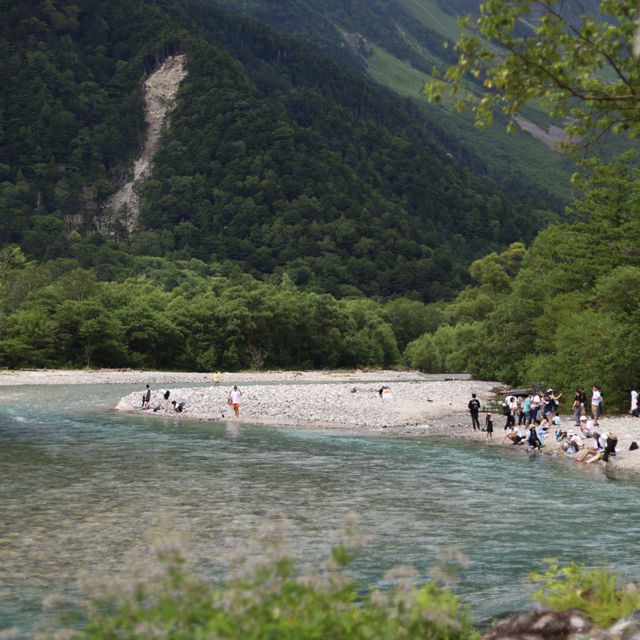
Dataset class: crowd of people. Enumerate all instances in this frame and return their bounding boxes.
[468,385,620,464]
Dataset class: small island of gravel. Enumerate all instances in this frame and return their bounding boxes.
[114,369,499,433]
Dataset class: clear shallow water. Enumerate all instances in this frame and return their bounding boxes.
[1,384,640,633]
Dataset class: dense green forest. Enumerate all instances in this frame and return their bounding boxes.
[3,0,640,412]
[0,0,562,300]
[0,244,443,371]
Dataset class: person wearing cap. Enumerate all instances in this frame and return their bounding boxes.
[485,412,493,439]
[541,389,562,427]
[579,415,595,438]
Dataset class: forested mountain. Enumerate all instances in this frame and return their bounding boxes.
[1,0,563,303]
[2,0,638,405]
[208,0,595,199]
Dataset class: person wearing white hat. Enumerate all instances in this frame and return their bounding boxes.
[579,415,594,438]
[562,430,582,454]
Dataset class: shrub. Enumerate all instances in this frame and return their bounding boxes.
[530,559,640,628]
[65,524,478,640]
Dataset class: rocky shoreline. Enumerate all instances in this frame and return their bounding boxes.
[3,368,640,472]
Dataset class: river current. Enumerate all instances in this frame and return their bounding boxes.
[1,383,639,633]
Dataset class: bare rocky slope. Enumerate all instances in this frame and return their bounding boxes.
[106,54,187,231]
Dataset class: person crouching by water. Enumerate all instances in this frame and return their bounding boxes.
[526,424,544,451]
[228,386,243,418]
[171,400,185,413]
[502,424,524,445]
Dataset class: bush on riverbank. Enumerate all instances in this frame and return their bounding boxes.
[40,524,478,640]
[531,559,640,628]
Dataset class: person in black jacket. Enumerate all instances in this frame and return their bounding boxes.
[468,393,481,431]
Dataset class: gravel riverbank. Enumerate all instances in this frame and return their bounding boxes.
[3,368,640,473]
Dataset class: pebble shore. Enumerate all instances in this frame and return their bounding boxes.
[113,370,499,432]
[4,368,640,472]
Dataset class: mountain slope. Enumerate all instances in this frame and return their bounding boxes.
[0,0,561,301]
[208,0,625,200]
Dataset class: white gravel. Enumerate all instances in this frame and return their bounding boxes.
[114,373,499,432]
[7,368,638,473]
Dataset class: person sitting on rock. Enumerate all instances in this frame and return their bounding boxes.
[579,415,595,438]
[577,432,608,462]
[602,433,618,462]
[561,430,582,454]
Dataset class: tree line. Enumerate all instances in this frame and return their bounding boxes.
[0,245,444,372]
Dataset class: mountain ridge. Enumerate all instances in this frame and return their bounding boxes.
[1,0,562,301]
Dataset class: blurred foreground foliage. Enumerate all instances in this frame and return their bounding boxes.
[23,525,640,639]
[39,522,478,640]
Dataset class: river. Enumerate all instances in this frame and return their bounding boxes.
[1,383,639,634]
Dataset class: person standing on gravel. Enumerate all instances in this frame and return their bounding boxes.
[142,384,151,410]
[468,393,481,431]
[228,386,243,418]
[591,385,603,426]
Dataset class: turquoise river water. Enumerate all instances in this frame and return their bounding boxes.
[1,383,640,634]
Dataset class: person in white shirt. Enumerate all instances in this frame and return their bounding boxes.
[228,385,243,418]
[577,431,608,462]
[579,415,595,438]
[591,385,602,426]
[630,388,638,417]
[502,425,524,445]
[530,393,541,424]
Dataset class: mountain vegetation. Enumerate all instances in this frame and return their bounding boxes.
[3,0,639,413]
[1,0,562,303]
[210,0,601,200]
